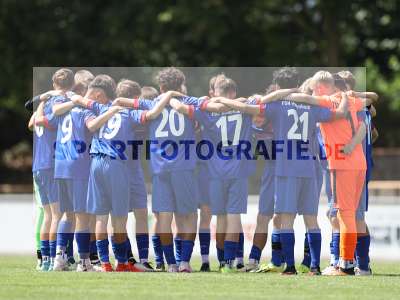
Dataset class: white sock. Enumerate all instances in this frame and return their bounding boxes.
[179,261,189,269]
[248,258,258,265]
[201,255,209,264]
[236,257,244,265]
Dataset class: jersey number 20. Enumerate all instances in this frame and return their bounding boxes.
[155,109,185,138]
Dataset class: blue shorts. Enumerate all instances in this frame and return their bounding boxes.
[56,178,88,213]
[152,170,198,214]
[197,163,210,206]
[315,164,324,200]
[274,176,319,215]
[258,166,274,216]
[324,169,333,204]
[128,164,147,211]
[33,169,58,205]
[209,178,248,215]
[87,155,130,217]
[328,180,367,220]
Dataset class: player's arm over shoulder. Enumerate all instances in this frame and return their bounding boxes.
[144,91,185,120]
[214,97,263,115]
[345,91,378,111]
[286,93,322,106]
[86,106,122,133]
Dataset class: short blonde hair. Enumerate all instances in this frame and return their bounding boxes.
[337,70,356,90]
[140,86,159,100]
[116,79,141,98]
[73,70,94,95]
[74,70,94,85]
[214,75,236,96]
[300,78,313,95]
[310,71,334,90]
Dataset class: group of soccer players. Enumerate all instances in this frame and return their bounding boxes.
[28,66,378,275]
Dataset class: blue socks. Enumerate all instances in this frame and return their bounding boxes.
[96,239,110,263]
[280,230,295,267]
[49,240,57,258]
[136,234,149,262]
[332,232,340,266]
[199,229,211,256]
[181,240,194,263]
[152,235,164,264]
[41,240,50,257]
[249,245,262,262]
[162,244,176,265]
[174,237,182,265]
[236,232,244,260]
[113,240,128,264]
[356,235,370,271]
[75,230,90,259]
[90,240,97,256]
[307,230,322,269]
[271,230,283,266]
[66,233,74,258]
[217,247,225,264]
[56,220,72,252]
[224,240,238,264]
[301,233,311,267]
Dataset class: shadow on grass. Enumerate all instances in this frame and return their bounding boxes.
[372,273,400,277]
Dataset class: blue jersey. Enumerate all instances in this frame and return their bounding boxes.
[253,121,275,167]
[136,96,201,174]
[358,109,374,181]
[47,99,94,180]
[264,100,333,178]
[88,103,146,160]
[32,97,59,172]
[193,102,255,179]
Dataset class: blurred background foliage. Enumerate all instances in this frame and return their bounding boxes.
[0,0,399,182]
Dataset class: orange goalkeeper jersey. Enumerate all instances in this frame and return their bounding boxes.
[316,92,367,170]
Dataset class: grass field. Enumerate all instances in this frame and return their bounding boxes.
[1,256,400,300]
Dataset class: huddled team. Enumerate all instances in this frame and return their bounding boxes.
[28,67,378,275]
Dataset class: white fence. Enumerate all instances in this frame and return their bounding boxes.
[1,194,400,261]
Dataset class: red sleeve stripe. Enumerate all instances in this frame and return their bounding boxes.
[38,117,54,130]
[188,105,194,119]
[255,98,261,105]
[43,117,50,128]
[86,100,94,109]
[133,98,139,109]
[200,100,209,111]
[140,111,148,124]
[259,104,265,115]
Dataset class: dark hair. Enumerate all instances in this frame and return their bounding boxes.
[333,73,348,91]
[272,67,299,89]
[140,86,159,100]
[265,83,279,94]
[89,74,116,99]
[155,67,185,91]
[52,68,74,90]
[214,76,237,96]
[116,79,141,98]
